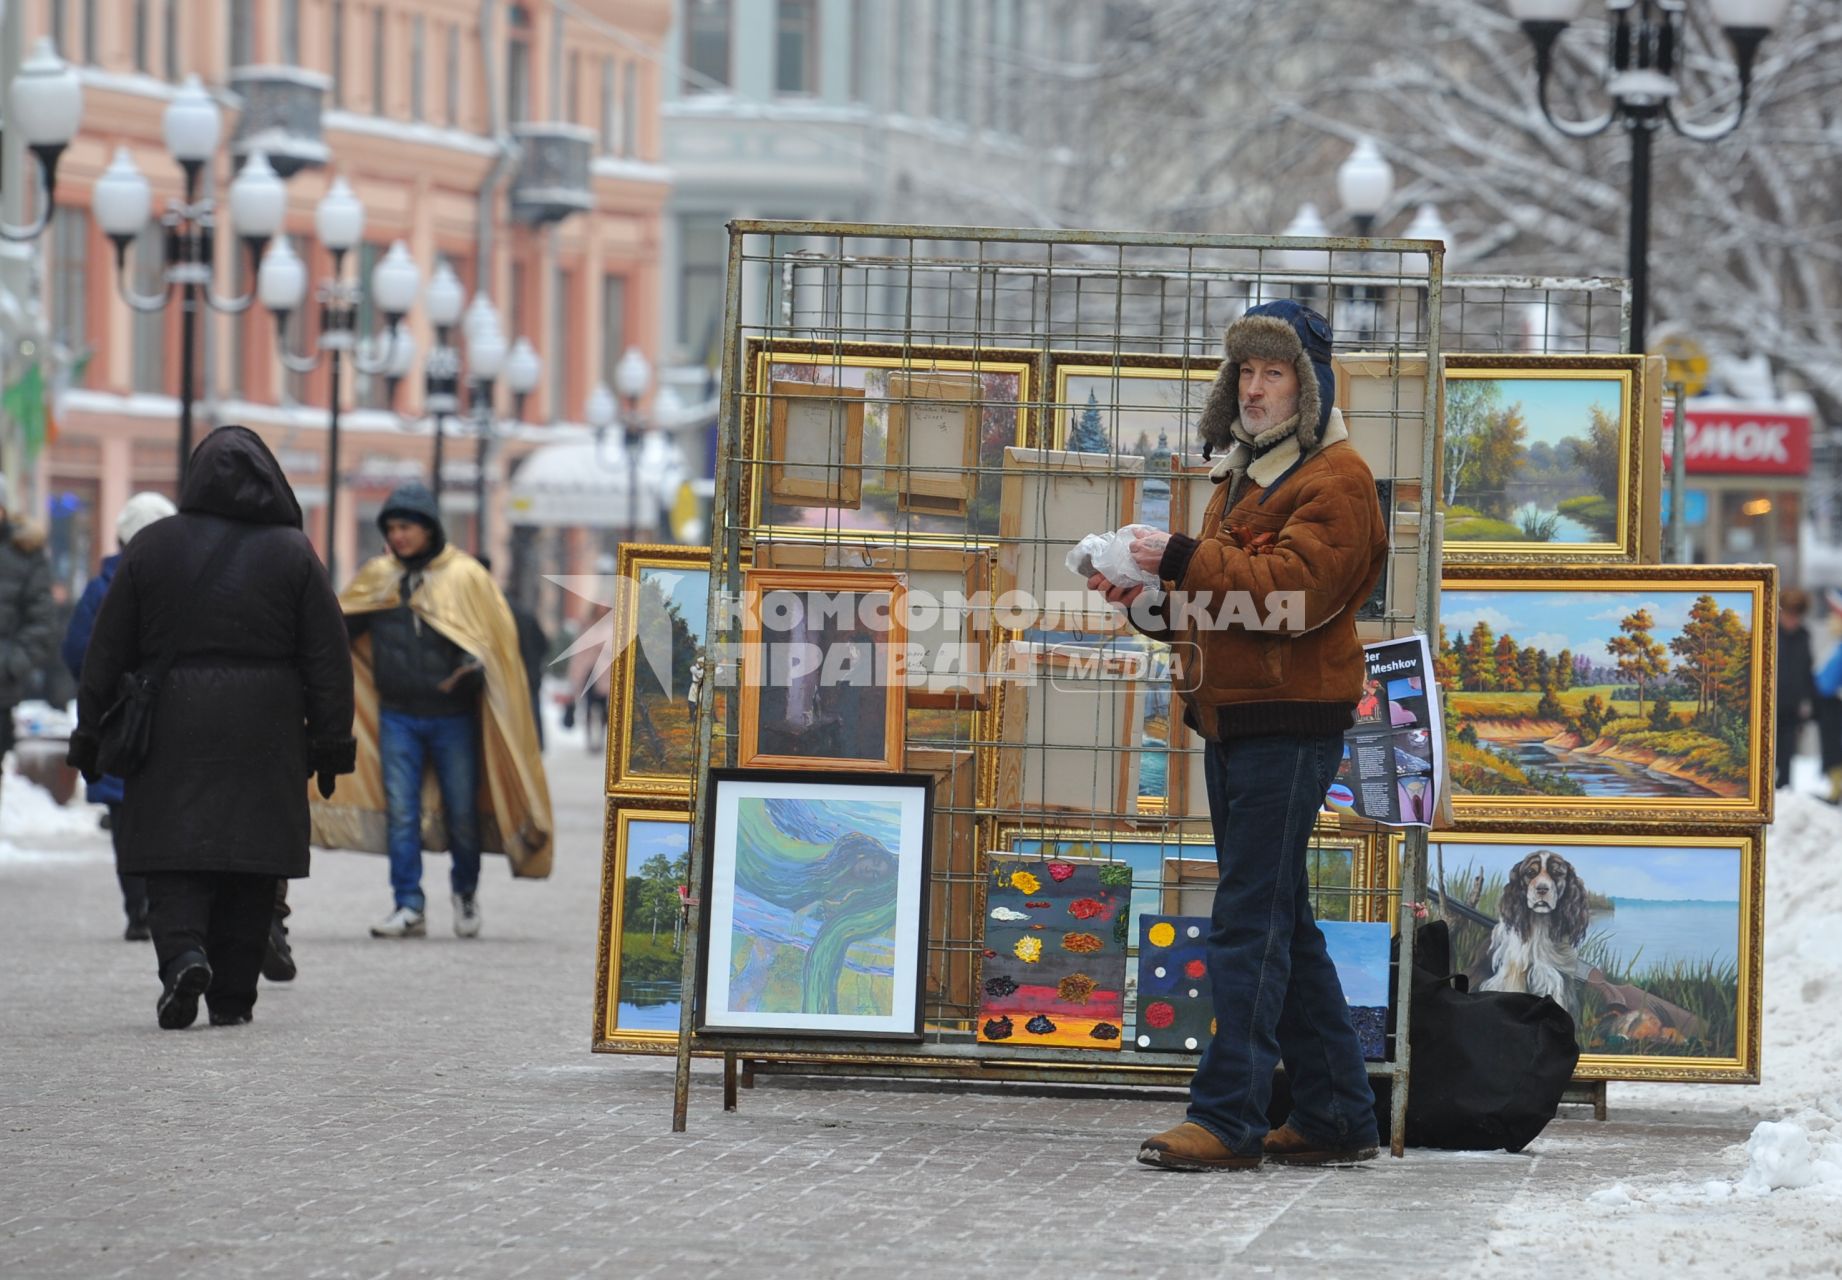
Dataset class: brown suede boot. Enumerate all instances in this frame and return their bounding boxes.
[1262,1122,1380,1166]
[1136,1122,1262,1171]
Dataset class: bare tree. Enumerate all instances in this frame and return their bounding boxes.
[1063,0,1842,418]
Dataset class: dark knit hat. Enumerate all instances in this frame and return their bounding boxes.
[1195,298,1337,457]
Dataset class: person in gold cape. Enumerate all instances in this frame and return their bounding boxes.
[311,482,552,939]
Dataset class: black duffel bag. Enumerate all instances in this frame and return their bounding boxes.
[1270,920,1579,1151]
[1385,920,1580,1151]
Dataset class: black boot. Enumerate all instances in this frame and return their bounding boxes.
[261,914,296,983]
[157,952,213,1030]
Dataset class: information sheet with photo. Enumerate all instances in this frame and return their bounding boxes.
[1326,634,1444,828]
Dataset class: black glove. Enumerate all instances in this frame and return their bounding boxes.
[316,770,338,800]
[67,729,102,784]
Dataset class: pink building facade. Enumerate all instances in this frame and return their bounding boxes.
[25,0,670,605]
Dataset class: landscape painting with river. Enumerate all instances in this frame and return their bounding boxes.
[1442,359,1640,554]
[1438,574,1769,813]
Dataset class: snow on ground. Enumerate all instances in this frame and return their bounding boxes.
[0,755,107,849]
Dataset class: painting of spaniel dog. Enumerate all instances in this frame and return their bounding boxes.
[1478,849,1594,1019]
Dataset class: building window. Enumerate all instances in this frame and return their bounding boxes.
[281,0,301,65]
[356,242,387,408]
[849,0,868,104]
[929,4,946,118]
[410,16,426,120]
[446,24,462,126]
[331,1,346,107]
[133,1,149,72]
[83,0,98,65]
[371,7,388,115]
[567,50,581,124]
[775,1,817,96]
[600,56,616,155]
[131,223,166,394]
[49,208,88,362]
[163,0,179,79]
[507,5,532,125]
[227,0,252,67]
[678,216,727,353]
[683,0,731,94]
[51,1,68,52]
[509,261,528,346]
[622,62,638,156]
[601,275,627,387]
[553,268,577,422]
[225,246,247,398]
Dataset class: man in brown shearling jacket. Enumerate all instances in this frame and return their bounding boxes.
[1088,299,1388,1171]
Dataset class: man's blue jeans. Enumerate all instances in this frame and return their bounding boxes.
[1186,734,1379,1153]
[379,709,482,912]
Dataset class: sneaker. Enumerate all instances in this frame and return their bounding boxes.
[157,954,213,1030]
[1261,1122,1380,1166]
[369,906,427,938]
[262,916,297,982]
[1136,1122,1263,1172]
[453,893,482,939]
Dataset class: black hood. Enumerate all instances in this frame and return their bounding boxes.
[179,425,304,528]
[377,482,448,564]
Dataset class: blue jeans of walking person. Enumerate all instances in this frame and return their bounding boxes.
[1186,734,1379,1153]
[380,709,482,912]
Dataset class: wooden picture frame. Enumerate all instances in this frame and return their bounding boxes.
[593,801,691,1053]
[1408,827,1764,1083]
[993,640,1142,819]
[738,568,908,772]
[886,369,981,512]
[766,379,865,508]
[696,769,934,1039]
[1439,563,1776,825]
[755,538,995,711]
[1163,827,1382,922]
[742,339,1037,543]
[1440,353,1648,561]
[605,543,716,799]
[1333,351,1434,485]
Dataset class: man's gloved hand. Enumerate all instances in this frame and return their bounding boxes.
[317,770,338,800]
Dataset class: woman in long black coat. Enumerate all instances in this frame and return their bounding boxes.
[71,427,356,1029]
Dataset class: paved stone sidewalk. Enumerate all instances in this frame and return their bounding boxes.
[0,747,1806,1278]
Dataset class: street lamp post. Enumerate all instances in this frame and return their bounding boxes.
[1508,0,1790,351]
[614,347,654,546]
[257,177,421,585]
[420,259,468,502]
[460,295,507,557]
[1,38,84,242]
[1335,137,1395,343]
[484,335,542,558]
[94,76,289,483]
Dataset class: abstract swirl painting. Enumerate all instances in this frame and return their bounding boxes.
[698,771,932,1039]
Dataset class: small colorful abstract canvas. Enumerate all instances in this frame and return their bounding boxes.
[977,855,1129,1050]
[1131,917,1391,1060]
[1135,915,1212,1053]
[1323,921,1391,1061]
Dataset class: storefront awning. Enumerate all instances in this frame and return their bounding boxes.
[505,435,689,529]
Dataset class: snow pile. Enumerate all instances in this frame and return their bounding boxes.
[1736,1113,1842,1195]
[0,756,102,839]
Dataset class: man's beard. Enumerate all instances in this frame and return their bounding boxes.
[1239,394,1299,430]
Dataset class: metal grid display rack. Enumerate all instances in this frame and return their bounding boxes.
[670,220,1452,1156]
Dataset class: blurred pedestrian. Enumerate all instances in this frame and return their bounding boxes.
[317,483,552,940]
[0,474,54,822]
[1814,589,1842,803]
[69,428,354,1030]
[1777,588,1815,790]
[60,491,176,941]
[477,554,550,750]
[568,641,611,753]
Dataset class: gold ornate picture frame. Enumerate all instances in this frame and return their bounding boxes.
[605,544,717,799]
[1046,351,1217,462]
[593,801,691,1053]
[1405,827,1764,1083]
[1439,563,1776,826]
[1440,353,1650,561]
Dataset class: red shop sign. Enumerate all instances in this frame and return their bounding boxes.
[1660,405,1811,476]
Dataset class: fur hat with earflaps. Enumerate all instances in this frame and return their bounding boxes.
[1195,298,1338,459]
